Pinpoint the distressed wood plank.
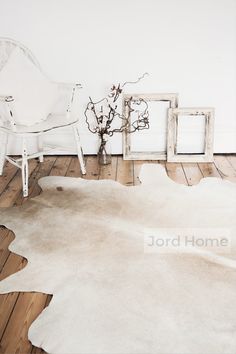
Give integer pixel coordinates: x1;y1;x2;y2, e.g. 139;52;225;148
83;156;100;180
0;292;48;354
0;253;27;342
165;162;188;185
181;163;203;186
0;228;14;272
116;157;134;186
226;155;236;172
99;156;118;180
214;155;236;183
49;156;72;177
0;292;19;340
30;156;57;198
0;253;27;282
0;161;18;196
45;294;52;307
198;162;221;178
66;156;83;178
31;346;45;354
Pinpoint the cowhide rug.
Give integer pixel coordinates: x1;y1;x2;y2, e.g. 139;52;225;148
0;164;236;354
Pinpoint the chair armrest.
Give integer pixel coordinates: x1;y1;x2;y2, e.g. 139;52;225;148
52;81;82;89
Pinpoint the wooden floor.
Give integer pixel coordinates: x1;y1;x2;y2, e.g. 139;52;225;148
0;155;236;354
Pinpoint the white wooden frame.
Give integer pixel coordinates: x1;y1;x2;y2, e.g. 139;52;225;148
167;107;214;163
0;38;86;197
123;93;178;160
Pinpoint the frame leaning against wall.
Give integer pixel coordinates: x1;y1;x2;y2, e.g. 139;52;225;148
167;107;215;163
123;93;179;160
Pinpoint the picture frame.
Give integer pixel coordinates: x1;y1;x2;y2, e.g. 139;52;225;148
167;107;215;163
123;93;178;160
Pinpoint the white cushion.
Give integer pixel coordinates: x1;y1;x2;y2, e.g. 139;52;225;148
0;47;57;126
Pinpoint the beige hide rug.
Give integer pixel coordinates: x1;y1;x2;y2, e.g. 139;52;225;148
0;164;236;354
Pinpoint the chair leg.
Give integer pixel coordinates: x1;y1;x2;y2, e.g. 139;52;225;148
22;138;29;197
73;124;86;175
38;135;44;163
0;132;8;176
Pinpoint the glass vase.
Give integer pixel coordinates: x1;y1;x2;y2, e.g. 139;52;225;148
97;135;112;165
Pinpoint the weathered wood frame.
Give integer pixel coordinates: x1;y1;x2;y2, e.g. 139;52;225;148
123;93;178;160
167;107;214;163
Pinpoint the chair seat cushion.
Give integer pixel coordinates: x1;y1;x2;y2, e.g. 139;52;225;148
0;47;58;126
0;114;78;133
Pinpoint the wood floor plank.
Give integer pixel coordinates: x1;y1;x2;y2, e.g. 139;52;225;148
165;162;188;185
198;162;221;178
83;156;100;180
0;159;38;208
45;294;52;307
99;156;118;180
0;161;18;196
31;346;45;354
30;156;57;197
0;254;27;344
0;227;20;342
116;157;134;186
226;155;236;173
214;155;236;183
49;156;72;177
181;163;203;186
0;292;48;354
0;229;15;272
0;253;27;282
0;292;19;340
66;156;83;178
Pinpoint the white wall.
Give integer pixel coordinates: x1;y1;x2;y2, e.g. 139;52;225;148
0;0;236;154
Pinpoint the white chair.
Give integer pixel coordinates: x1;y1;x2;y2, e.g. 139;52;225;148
0;38;86;197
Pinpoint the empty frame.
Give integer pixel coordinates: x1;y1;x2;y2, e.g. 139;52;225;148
167;107;214;163
123;93;178;160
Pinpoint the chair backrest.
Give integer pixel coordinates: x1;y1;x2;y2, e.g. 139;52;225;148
0;38;58;128
0;37;42;73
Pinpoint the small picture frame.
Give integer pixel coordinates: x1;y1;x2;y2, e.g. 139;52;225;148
167;107;214;163
123;93;178;160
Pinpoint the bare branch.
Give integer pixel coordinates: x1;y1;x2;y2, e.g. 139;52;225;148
84;76;150;141
122;72;149;88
